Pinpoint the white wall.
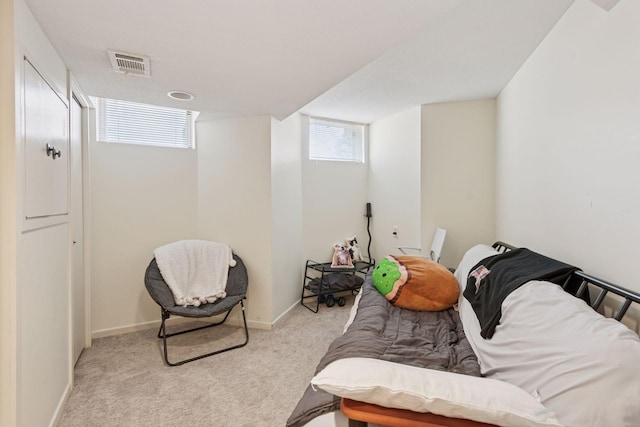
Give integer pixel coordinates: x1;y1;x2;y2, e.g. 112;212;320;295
90;115;278;333
421;100;496;268
497;0;640;293
367;101;496;267
301;115;370;263
368;107;421;260
90;142;198;334
271;114;303;318
197;116;273;327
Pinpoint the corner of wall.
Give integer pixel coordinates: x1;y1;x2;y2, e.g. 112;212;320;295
420;99;497;267
368;106;422;260
270;112;304;320
196;116;274;324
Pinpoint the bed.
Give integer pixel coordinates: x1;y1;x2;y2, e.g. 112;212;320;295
287;242;640;427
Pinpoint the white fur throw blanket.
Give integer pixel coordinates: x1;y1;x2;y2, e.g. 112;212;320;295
153;240;237;307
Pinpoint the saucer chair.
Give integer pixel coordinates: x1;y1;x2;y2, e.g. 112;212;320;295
144;253;249;366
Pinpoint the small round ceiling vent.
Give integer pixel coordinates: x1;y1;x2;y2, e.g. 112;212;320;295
167;91;194;101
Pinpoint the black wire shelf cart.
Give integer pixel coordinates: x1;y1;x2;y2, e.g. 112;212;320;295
300;259;374;313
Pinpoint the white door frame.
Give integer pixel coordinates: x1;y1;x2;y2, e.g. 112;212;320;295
69;74;92;359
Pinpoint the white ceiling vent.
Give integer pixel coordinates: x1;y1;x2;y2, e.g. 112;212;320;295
108;50;151;77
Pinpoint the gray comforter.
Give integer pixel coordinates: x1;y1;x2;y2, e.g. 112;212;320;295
286;274;481;427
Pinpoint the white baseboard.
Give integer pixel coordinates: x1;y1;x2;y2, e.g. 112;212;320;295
49;380;72;427
272;300;300;327
92;319;164;339
92;309;272;340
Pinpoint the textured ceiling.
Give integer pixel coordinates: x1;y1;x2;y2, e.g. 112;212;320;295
25;0;574;123
301;0;575;123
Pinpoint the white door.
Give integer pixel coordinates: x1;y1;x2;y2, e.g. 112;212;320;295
70;95;85;364
24;59;69;218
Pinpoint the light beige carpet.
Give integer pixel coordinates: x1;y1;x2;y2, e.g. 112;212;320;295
57;298;354;427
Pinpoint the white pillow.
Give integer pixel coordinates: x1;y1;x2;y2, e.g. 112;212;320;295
311;357;562;427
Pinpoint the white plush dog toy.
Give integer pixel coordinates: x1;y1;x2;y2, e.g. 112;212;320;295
345;236;363;262
332;243;354;268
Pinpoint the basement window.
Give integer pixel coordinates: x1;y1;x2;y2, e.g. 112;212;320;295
308;117;365;163
92;97;197;149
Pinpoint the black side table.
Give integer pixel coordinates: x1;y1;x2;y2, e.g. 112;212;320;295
300;259;374;313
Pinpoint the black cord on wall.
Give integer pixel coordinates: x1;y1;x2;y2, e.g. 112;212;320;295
365;203;372;262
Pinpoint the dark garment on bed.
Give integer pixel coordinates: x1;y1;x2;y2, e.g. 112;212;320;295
286;275;480;427
463;248;579;339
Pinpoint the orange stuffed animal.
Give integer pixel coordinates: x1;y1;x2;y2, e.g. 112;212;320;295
372;255;459;311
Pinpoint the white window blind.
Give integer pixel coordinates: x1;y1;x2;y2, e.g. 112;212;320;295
93;97;196;148
309;117;365;162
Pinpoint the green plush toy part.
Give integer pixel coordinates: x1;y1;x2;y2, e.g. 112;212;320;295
372;258;401;296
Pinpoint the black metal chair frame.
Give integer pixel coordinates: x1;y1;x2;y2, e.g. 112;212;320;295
145;254;249;367
157;299;249;366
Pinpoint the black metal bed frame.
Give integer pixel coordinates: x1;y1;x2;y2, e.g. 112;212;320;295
492;241;640;324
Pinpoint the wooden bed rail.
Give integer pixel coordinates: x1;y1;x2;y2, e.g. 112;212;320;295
341;398;497;427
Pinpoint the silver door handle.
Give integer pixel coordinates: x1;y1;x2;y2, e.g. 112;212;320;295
46;143;61;159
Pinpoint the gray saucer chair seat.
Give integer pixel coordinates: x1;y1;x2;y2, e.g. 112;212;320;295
144;253;249;366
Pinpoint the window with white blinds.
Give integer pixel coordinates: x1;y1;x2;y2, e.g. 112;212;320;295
93;97;196;148
309;117;365;162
